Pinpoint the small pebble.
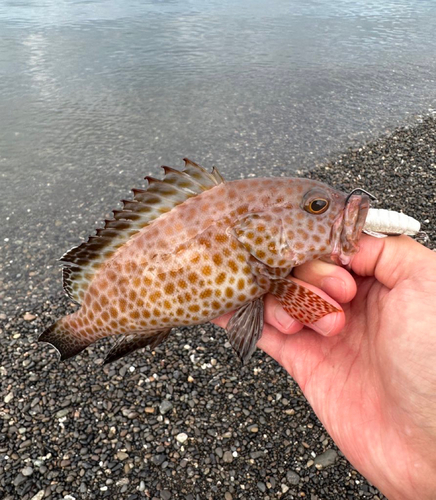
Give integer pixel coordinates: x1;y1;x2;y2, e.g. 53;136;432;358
55;408;71;418
286;470;300;485
314;449;338;468
21;466;33;476
159;400;173;415
4;391;13;403
176;432;188;444
257;482;266;493
30;491;45;500
116;451;129;461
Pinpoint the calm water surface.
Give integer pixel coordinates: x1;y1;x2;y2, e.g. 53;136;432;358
1;0;436;296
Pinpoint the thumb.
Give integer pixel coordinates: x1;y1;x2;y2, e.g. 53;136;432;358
350;234;435;289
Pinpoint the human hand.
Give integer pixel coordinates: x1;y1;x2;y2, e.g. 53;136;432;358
213;235;436;500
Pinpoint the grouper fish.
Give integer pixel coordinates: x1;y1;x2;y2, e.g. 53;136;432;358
39;159;421;364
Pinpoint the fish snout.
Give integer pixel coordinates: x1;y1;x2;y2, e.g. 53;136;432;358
330;193;370;265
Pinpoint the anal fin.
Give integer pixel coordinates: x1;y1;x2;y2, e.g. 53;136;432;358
270;278;339;325
104;329;172;364
225;297;264;365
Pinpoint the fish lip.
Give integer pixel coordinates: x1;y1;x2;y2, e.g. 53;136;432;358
330;194;370;265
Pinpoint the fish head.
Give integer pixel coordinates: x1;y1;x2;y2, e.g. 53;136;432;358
293;183;370;266
273;180;370;266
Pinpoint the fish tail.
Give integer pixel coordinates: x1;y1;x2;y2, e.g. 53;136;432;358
39;316;91;361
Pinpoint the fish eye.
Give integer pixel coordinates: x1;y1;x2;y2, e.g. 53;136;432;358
305;198;329;214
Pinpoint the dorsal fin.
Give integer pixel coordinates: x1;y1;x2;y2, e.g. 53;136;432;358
61;159;225;303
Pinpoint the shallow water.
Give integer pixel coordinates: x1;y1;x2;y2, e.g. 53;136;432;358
1;0;436;285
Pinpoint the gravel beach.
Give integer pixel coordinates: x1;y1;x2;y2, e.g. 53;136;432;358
1;116;435;500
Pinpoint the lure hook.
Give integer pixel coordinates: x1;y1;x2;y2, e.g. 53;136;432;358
346;188;377;204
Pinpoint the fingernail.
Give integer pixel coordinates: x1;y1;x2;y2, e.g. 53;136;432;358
312;313;338;336
274;305;296;331
321;277;346;299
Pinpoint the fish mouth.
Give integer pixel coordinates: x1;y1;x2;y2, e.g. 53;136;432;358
330;193;370;265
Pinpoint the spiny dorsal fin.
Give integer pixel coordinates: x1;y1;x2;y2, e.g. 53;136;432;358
61;159;225;303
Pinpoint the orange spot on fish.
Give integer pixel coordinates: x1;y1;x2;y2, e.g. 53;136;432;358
215;273;226;285
213;253;223;266
119;299;127;313
188;272;198;284
149;291;162;302
201;265;212;276
200;289;212;299
164;283;175;294
191;254;201;265
215;233;229;244
228;260;238;273
178;279;187;289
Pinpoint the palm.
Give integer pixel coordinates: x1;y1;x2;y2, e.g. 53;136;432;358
281;275;436;499
214;236;436;498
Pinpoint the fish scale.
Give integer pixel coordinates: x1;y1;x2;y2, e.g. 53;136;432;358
39;159;371;364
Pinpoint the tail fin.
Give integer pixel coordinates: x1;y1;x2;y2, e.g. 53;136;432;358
39;318;91;361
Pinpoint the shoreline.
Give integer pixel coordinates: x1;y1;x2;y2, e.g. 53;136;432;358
1;116;435;499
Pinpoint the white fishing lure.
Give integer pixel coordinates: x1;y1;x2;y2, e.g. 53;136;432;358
363;208;421;238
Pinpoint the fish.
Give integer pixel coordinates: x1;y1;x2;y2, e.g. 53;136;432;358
38;159;414;365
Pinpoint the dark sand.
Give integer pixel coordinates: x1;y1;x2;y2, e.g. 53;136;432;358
1;116;435;499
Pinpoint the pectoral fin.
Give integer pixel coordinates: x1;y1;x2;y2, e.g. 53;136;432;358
104;329;172;364
270;278;339;325
225;297;264;365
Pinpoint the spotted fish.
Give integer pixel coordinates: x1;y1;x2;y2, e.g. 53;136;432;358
39;159;371;364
